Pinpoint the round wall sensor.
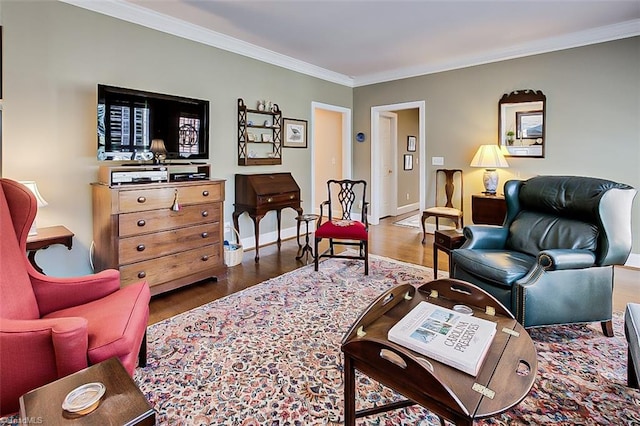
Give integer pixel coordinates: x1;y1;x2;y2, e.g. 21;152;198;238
356;132;365;143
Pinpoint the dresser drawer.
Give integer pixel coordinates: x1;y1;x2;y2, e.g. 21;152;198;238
119;203;220;237
119;223;219;264
118;182;223;213
119;245;221;288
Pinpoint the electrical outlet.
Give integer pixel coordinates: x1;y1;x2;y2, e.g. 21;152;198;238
406;193;410;200
432;156;444;166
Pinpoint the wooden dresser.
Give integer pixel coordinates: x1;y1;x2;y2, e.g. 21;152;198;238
92;170;226;296
233;173;302;261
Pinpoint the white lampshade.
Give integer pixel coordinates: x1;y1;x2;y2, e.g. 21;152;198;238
19;181;48;235
470;145;509;195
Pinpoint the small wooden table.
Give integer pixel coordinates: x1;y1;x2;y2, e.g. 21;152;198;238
26;225;74;274
342;279;537;425
433;229;465;278
19;357;155;425
296;213;319;262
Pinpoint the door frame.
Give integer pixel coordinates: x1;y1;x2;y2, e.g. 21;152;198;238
311;102;352;215
370;100;426;225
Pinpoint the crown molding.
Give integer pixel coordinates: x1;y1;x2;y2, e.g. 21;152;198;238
60;1;638;89
59;0;355;87
353;19;640;87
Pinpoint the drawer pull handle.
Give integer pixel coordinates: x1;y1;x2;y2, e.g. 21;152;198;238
137;271;146;279
201;232;209;238
137;196;146;204
289;194;295;199
267;197;273;203
202;190;209;197
137;244;145;252
201;255;209;261
137;220;146;227
202;211;209;217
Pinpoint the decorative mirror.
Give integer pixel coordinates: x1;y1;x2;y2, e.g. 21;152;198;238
498;89;546;158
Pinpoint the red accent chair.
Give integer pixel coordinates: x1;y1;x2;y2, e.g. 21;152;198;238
314;179;369;275
0;178;151;415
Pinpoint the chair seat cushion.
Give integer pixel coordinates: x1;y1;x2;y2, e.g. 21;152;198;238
452;249;535;286
315;219;368;241
43;281;149;370
424;207;462;216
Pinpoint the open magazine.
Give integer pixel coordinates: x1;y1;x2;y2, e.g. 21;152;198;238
388;301;496;376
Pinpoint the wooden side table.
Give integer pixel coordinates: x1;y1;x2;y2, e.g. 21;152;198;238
296;213;319;262
19;357;155;425
433;229;465;279
26;225;74;274
471;194;506;225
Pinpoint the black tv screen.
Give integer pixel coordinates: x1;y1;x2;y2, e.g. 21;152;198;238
97;84;209;161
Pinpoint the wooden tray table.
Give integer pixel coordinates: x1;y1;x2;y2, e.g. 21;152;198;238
342;278;537;425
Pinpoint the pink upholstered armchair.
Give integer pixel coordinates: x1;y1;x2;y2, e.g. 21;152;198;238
0;178;151;415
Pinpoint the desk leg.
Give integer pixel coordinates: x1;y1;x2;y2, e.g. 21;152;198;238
252;215;264;262
343;355;356;426
276;209;282;248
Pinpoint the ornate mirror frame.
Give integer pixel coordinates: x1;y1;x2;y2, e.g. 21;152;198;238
498;89;546;158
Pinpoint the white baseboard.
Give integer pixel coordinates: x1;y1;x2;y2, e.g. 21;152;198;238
396;202;420;216
625;253;640;269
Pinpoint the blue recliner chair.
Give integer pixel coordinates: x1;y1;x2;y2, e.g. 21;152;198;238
451;175;636;336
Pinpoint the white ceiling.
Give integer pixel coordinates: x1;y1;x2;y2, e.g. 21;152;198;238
63;0;640;87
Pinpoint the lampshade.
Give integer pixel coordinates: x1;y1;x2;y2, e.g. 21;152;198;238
469;145;509;169
20;181;48;208
150;139;167;154
469;145;509;195
19;181;48;236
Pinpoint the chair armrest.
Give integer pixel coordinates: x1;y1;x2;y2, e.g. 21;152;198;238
1;317;89;379
461;225;508;249
318;200;330;225
30;269;121;316
538;249;596;271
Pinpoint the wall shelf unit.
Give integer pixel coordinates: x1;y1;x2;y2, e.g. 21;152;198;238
237;98;282;166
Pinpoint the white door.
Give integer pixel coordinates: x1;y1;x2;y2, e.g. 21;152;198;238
379;112;397;218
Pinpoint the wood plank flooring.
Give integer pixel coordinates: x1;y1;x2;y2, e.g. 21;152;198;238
148;213;639;324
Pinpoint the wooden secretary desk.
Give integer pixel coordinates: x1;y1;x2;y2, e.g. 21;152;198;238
233;173;303;262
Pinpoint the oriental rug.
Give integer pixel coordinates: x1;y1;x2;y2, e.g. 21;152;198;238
131;255;639;425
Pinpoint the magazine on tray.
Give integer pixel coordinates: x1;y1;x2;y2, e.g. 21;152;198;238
387;301;496;376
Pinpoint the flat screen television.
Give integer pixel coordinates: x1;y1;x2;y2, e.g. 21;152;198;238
97;84;209;162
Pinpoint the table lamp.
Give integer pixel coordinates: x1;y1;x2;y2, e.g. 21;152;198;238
150;139;167;164
470;145;509;194
20;181;48;235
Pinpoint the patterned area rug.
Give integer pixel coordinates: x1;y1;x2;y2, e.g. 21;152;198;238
131;255;639;425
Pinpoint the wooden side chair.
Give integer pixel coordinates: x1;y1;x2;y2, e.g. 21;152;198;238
314;179;369;275
421;169;463;243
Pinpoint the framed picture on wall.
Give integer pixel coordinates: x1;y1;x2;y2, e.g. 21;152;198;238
404;154;413;170
283;118;308;148
407;135;416;152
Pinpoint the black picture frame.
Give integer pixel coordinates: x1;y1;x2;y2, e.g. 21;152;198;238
283;118;308;148
404;154;413;170
407;135;416;152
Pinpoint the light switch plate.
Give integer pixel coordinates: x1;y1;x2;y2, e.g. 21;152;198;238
432;156;444;166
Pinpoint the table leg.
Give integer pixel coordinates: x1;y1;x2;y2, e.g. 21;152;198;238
276;209;282;248
27;251;44;274
343;355;356;426
433;243;439;279
252;215;264;262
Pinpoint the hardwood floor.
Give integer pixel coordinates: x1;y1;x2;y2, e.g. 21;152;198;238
148;213;639;324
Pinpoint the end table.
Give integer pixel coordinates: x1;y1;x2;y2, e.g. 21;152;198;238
433;229;465;278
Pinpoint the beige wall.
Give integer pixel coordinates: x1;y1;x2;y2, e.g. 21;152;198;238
354;37;640;256
0;1;352;276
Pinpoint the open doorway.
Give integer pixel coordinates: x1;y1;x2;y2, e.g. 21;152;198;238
370;101;426;225
311;102;352;215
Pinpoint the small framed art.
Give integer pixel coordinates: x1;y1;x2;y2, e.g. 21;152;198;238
283;118;308;148
407;135;416;152
404;154;413;170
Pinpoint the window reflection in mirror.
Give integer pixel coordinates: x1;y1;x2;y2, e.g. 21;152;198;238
498;90;546;158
